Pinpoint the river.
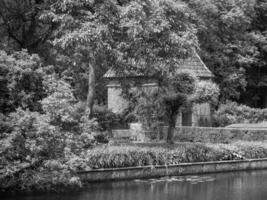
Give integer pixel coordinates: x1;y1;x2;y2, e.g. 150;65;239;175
2;170;267;200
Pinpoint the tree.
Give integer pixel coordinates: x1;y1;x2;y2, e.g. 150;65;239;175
162;72;196;143
0;0;56;55
133;71;196;143
42;0;120;118
115;0;198;77
239;0;267;107
186;0;267;107
43;0;198;119
115;0;199;143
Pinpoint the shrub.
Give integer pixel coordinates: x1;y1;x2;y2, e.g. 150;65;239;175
1;109;63;161
0;50;46;114
193;81;220;104
42;75;79;132
92;105;126;130
0;159;82;192
0;107;96;192
0;79;97;193
215;141;267;159
127;71;197;142
0;113;12;138
130;88;165;139
83;143;239;169
0;109;82;192
213;101;267;127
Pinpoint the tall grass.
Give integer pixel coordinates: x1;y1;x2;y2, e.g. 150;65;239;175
83;142;267;169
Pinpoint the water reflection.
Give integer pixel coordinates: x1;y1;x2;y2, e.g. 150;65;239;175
2;170;267;200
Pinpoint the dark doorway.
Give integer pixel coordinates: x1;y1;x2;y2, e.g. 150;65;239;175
182;107;192;126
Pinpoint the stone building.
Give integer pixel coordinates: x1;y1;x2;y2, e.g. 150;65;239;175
104;53;214;127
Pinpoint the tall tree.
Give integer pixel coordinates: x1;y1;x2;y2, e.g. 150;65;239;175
186;0;267;107
44;0;198;118
163;72;196;143
240;0;267;107
43;0;120;118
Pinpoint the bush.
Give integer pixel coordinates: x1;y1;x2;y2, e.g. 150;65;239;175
130;88;165;139
0;107;98;193
0;159;82;192
1;109;63;161
213;101;267;127
0;77;98;193
83;143;239;169
193;81;220;104
0;113;12;138
92;105;127;130
0;50;46;114
213;141;267;159
42;75;80;132
0;109;83;192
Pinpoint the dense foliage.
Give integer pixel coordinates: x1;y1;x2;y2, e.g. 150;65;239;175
0;52;95;192
0;0;267;193
128;87;165;139
213;101;267;127
1;0;266;111
186;0;267;107
37;0;198;118
0;109;83;192
193;81;220;105
130;73;220;141
0;50;46;113
129;71;196;142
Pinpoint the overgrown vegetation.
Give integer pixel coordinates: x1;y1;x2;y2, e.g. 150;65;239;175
0;58;95;192
129;73;220;142
213;101;267;127
129;71;197;143
78;141;267;169
187;0;267;107
0;0;267;194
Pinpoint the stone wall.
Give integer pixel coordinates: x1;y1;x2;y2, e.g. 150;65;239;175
169;126;267;143
112;125;267;143
175;103;212;127
78;158;267;182
107;84;129;113
107;79;158;114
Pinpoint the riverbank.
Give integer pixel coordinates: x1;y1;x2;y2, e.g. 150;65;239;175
2;141;267;194
4;170;267;200
77;158;267;182
84;141;267;169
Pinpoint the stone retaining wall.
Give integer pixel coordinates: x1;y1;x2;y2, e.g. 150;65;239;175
170;126;267;143
77;159;267;182
112;126;267;143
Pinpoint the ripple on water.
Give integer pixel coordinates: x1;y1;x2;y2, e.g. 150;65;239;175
133;175;216;184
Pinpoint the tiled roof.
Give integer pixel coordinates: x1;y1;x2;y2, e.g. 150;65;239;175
103;69;145;78
104;53;213;78
177;53;214;78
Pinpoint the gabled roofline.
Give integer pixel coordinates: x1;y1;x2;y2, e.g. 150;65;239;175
103;53;214;79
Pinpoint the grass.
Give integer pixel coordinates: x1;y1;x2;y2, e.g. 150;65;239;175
82;141;267;169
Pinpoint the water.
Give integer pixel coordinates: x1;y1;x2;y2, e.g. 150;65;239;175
2;170;267;200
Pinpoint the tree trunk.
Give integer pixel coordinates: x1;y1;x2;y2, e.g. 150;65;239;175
86;62;95;119
166;112;178;144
